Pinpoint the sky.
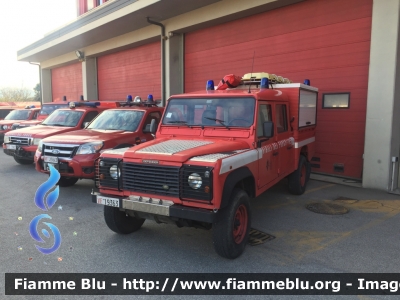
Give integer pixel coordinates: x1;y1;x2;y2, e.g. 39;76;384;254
0;0;77;92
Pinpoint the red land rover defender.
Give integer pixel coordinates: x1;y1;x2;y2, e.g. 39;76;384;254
92;73;318;259
0;106;40;144
11;101;70;129
35;98;164;187
3;101;117;165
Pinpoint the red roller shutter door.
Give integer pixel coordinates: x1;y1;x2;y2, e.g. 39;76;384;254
185;0;372;179
97;42;161;101
51;63;83;102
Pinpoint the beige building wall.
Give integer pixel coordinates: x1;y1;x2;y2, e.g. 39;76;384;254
363;0;400;190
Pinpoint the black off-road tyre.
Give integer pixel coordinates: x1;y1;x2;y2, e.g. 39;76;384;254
14;157;33;165
57;176;79;187
288;155;309;195
104;206;145;234
212;188;251;259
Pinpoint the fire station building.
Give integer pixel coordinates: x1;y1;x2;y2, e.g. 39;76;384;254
17;0;400;193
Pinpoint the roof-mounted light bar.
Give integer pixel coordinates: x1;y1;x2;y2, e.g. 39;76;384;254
69;101;100;109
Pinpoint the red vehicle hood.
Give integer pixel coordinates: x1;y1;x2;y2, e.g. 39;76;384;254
0;120;15;126
5;125;76;138
42;129;133;144
124;138;250;163
16;120;42;126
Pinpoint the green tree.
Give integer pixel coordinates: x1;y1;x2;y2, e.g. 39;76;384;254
33;83;41;102
0;87;33;102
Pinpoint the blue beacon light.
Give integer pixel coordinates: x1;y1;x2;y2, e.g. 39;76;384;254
304;79;310;86
126;95;133;103
147;94;154;102
206;80;214;91
260;77;269;89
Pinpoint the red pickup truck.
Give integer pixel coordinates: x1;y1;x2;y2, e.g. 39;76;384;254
11;101;70;129
3;101;117;165
92;73;318;259
34;99;164;187
0;106;40;144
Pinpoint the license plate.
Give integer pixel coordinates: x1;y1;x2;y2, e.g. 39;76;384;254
44;156;58;163
6;144;16;150
97;196;120;207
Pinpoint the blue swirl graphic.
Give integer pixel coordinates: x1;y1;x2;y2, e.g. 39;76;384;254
29;214;62;255
34;164;60;211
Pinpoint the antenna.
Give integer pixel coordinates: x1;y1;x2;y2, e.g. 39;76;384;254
248;51;255;93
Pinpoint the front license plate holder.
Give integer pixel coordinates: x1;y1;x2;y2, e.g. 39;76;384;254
97;195;120;208
6;144;16;150
44;156;58;163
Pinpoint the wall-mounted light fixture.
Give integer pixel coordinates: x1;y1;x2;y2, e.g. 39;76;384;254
75;50;85;62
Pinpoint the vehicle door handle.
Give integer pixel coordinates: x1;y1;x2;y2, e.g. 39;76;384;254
273;152;279;156
287;146;293;150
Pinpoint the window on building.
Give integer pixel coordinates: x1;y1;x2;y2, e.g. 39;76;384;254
323;93;350;108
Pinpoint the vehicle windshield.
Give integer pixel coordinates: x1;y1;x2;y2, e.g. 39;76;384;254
87;110;144;131
4;110;30;120
39;104;69;116
162;97;255;128
41;110;83;127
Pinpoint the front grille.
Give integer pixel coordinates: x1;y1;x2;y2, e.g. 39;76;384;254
96;158;121;189
123;163;180;197
181;165;213;201
43;144;78;158
10;136;31;145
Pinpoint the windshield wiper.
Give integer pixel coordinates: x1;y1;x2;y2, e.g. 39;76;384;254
204;117;230;130
46;123;68;127
167;121;191;128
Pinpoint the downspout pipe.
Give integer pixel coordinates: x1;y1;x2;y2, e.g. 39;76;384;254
29;62;42;107
147;17;166;107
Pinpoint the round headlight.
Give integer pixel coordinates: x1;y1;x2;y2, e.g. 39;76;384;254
188;173;202;189
109;165;120;180
2;125;7;130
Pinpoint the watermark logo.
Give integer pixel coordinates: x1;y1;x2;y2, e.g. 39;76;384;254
29;165;62;254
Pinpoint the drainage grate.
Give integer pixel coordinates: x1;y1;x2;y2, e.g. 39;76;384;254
306;203;349;215
248;228;275;246
335;196;358;201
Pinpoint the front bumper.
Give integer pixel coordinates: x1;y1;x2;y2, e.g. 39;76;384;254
37;153;98;179
3;145;35;160
92;192;217;223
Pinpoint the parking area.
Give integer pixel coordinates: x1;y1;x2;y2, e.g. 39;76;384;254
1;150;400;299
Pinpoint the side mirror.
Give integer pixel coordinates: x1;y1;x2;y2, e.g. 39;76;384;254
263;121;274;138
149;119;157;134
83;122;90;128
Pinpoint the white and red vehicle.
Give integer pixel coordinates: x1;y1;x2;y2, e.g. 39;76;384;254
92;73;318;259
3;101;118;165
34;98;164;187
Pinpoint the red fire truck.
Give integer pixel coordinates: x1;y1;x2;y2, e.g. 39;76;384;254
11;101;70;129
34;97;164;187
0;106;40;144
92;73;318;259
3;101;117;165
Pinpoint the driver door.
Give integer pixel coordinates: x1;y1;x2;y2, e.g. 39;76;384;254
257;102;279;189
